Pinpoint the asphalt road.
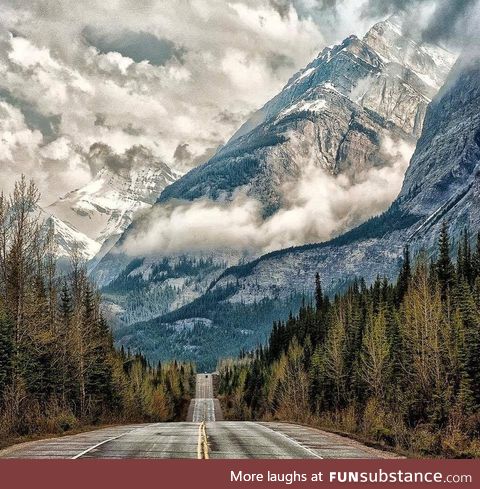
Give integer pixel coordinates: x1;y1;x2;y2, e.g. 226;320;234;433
0;374;400;459
186;374;223;422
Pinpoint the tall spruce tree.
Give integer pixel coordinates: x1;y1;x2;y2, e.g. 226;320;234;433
218;222;480;457
397;245;411;304
436;221;455;299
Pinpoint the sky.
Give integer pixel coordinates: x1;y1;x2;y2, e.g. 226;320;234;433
0;0;327;205
0;0;478;211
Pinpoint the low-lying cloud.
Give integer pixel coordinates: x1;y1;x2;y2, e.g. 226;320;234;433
121;137;414;256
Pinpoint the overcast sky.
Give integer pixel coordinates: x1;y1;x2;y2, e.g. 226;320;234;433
0;0;477;205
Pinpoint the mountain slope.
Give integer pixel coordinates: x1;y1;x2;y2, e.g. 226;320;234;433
91;19;456;346
92;18;454;283
41;211;101;261
124;54;480;369
211;55;480;303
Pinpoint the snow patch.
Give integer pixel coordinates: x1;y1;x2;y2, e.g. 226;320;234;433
277;99;328;121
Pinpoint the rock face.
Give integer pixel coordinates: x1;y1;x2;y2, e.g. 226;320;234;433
91;19;455;325
158;19;454;214
212;55;480;305
48;146;180;261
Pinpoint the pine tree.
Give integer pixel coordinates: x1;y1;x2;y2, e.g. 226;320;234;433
0;177;195;436
360;306;390;399
0;304;12;402
455;279;480;406
323;313;346;409
473;232;480;280
315;272;324;311
397;245;411;304
436;221;455;299
218;223;480;457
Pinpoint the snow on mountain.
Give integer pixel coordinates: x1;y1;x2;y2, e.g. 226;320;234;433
158;18;455;212
212;55;480;305
48;147;181;260
40;210;101;261
126;53;479;370
230;18;454;142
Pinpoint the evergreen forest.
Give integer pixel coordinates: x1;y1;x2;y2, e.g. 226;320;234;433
219;224;480;457
0;178;195;445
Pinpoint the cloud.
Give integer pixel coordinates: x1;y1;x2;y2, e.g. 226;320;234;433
282;0;480;47
87;143;170;176
0;87;61;142
83;27;186;66
173;143;193;165
121;136;414;256
0;100;91;203
0;0;326;204
1;0;478;209
363;0;480;46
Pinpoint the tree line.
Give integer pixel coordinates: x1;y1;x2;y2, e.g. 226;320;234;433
219;223;480;457
0;178;195;441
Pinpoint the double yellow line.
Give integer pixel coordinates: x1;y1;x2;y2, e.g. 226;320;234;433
197;421;209;459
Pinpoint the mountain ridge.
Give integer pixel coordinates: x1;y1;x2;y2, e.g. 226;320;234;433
131;55;478;369
210;55;480;304
157;18;454;213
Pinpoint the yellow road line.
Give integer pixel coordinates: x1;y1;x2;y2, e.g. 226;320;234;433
196;421;209;460
202;422;209;460
197;422;203;459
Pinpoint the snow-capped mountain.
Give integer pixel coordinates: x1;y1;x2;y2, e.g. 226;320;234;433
93;21;455;360
92;19;455;324
126;53;479;370
39;209;101;261
48;145;181;260
212;54;480;303
158;19;455;212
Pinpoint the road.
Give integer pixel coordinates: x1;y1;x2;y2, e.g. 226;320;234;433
186;373;223;422
0;374;400;459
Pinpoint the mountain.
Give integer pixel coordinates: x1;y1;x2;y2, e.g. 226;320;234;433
93;18;454;279
210;54;480;304
116;54;480;370
91;19;456;361
40;210;101;261
158;19;454;214
48;144;180;261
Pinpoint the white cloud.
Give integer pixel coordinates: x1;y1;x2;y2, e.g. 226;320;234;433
0;100;91;200
8;36;61;69
0;0;327;204
1;0;474;209
121;137;414;256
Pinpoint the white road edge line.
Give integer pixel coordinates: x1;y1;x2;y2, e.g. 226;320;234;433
256;423;323;459
71;433;128;459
